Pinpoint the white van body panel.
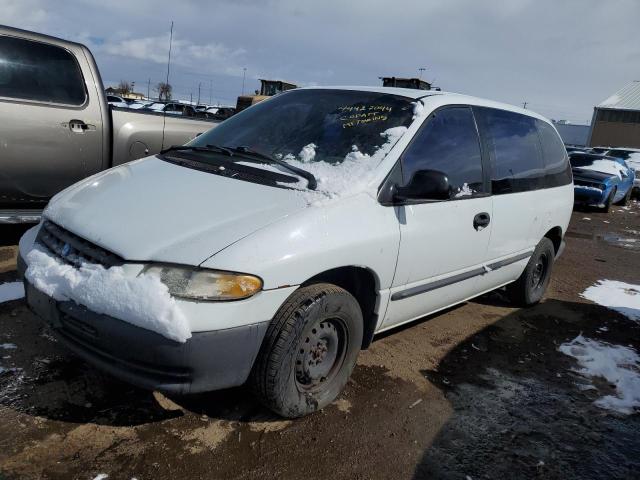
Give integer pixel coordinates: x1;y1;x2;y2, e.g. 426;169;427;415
44;156;308;266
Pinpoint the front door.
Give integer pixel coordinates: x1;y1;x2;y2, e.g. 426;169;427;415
0;34;104;208
383;106;492;328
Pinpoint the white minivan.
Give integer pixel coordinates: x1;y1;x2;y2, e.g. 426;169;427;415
18;86;573;418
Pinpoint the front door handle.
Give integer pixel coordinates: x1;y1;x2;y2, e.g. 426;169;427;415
473;212;491;230
69;119;89;133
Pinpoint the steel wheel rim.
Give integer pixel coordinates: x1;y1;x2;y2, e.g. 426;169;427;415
531;253;549;290
295;318;347;392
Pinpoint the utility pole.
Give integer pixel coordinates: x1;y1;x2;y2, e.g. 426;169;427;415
190;92;193;104
242;67;247;95
147;78;150;99
165;21;174;90
418;67;426;79
209;79;213;105
522;101;528;109
197;82;201;105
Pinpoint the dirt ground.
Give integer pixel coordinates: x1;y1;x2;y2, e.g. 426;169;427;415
0;202;639;480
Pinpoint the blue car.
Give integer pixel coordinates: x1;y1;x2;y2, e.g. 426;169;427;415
570;152;635;212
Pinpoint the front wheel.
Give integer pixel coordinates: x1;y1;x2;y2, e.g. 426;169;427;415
250;283;363;418
506;238;555;306
615;187;632;206
602;187;616;212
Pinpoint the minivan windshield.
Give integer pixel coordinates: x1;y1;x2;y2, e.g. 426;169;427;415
193;89;415;164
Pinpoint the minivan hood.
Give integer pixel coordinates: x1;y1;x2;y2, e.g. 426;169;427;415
44;156;308;265
571;168;614;182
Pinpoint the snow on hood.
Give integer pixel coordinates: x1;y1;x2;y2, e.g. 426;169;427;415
24;245;190;342
44;157;308;265
559;335;640;414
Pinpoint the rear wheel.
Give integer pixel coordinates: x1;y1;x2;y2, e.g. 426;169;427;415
506;237;555;306
250;283;363;418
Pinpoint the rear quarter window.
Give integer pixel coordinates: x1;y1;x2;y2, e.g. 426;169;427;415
0;35;86;106
535;120;572;187
477;107;545;194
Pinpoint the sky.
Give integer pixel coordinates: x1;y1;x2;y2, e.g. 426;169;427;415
2;0;639;124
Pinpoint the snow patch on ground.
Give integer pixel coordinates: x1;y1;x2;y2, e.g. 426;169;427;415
579;160;628;179
559;335;640;414
24;245;191;342
0;282;24;303
581;279;640;322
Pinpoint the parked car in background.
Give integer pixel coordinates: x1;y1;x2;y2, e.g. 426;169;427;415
128;100;154;110
570;152;635;211
603;147;640;197
19;86;573;418
0;25;218;223
144;102;196;116
106;94;129;108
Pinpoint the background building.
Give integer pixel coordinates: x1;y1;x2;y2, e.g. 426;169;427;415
588;80;640;148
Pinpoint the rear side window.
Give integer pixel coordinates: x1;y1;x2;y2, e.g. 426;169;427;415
0;35;86;106
478;108;544;194
401;106;484;199
536;120;572;187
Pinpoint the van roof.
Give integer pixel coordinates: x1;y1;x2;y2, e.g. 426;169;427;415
298;85;551;124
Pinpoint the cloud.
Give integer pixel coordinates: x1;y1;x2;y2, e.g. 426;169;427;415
1;0;639;117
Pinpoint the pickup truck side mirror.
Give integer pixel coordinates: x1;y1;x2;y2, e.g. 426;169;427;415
393;169;450;202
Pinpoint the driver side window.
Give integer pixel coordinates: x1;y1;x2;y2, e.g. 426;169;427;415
401;106;484;199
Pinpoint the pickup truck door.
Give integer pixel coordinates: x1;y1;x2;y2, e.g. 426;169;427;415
382;106;492;329
0;32;105;207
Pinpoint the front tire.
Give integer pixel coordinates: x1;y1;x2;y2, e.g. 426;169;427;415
602;187;616;212
250;283;363;418
615;187;632;206
506;238;555;306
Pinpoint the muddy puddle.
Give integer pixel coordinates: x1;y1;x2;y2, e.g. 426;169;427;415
566;231;639;251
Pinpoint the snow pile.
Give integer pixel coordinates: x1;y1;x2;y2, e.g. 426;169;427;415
283;126;409;203
297;143;317;163
0;282;24;303
600;94;621;107
581;279;640;322
454;183;475;198
559;335;640;414
24;245;191;343
579;159;628;179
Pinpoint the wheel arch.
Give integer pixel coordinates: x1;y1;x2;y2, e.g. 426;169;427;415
543;226;563;255
301;266;380;350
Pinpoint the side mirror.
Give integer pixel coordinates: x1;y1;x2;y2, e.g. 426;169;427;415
394;169;450;202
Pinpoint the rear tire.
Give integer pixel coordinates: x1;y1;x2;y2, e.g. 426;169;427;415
250;283;363;418
602;187;616;212
506;238;555;307
615;187;632;206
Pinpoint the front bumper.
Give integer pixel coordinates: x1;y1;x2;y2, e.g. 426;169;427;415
23;278;269;394
573;186;608;206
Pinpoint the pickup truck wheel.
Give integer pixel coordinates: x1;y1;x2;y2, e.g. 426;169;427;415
250;283;363;418
506;238;555;307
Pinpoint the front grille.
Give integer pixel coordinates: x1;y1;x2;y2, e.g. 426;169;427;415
37;220;124;268
574;179;603;189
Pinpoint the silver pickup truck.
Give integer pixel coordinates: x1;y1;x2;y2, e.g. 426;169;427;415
0;25;218;223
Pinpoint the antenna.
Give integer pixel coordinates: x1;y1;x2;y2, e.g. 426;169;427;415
161;21;174;150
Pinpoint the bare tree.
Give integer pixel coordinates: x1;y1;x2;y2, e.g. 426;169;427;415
117;80;132;95
155;82;172;102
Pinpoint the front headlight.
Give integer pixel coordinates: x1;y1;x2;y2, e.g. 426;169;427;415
142;265;263;301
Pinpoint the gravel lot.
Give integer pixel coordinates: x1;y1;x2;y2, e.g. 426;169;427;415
1;203;639;480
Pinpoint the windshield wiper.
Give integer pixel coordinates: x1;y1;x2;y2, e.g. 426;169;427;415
225;145;317;190
160;144;234;156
